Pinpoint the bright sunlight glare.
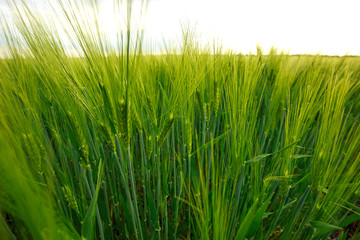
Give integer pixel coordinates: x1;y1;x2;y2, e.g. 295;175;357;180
1;0;359;55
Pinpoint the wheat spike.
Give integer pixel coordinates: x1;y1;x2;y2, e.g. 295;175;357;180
157;113;174;145
119;99;129;147
62;185;79;213
146;135;153;159
67;111;89;167
212;80;221;114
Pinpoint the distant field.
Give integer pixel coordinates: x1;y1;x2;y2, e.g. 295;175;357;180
1;1;360;240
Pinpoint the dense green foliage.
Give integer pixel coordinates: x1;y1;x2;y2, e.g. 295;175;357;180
1;1;360;239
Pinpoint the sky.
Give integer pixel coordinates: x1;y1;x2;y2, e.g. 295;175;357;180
1;0;360;55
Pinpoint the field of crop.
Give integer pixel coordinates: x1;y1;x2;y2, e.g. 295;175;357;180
1;1;360;240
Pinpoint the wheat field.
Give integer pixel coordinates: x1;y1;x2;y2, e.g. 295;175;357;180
0;1;360;239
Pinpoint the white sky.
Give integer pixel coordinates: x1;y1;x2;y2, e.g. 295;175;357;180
143;0;360;55
1;0;360;55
